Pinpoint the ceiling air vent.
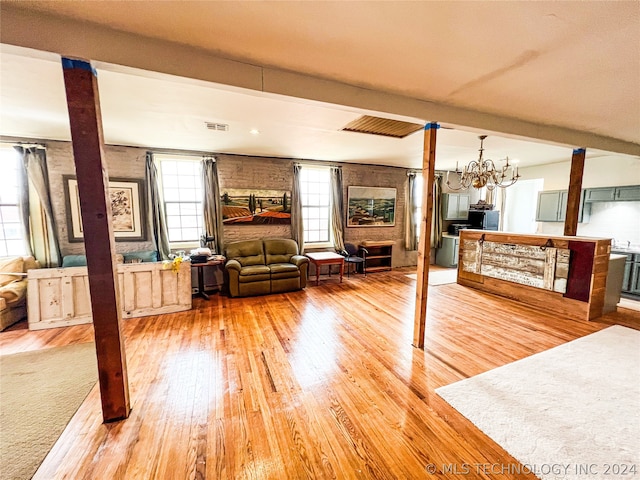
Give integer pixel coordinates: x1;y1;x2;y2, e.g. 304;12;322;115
205;122;229;132
341;115;422;138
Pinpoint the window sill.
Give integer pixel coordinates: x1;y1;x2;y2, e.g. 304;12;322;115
169;241;199;252
304;241;334;250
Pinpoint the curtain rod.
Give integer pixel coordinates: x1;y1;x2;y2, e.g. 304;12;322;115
18;143;46;148
6;141;47;149
407;170;443;177
294;161;341;168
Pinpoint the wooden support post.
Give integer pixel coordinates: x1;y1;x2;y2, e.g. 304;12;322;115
62;58;130;422
564;148;586;236
413;123;438;348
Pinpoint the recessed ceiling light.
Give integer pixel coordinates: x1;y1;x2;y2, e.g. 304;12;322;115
250;129;260;135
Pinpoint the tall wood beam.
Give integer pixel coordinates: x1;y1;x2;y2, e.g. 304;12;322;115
413;123;438;348
62;58;130;422
564;148;586;236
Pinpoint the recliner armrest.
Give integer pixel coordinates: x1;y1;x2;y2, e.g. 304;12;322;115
225;259;242;272
290;255;309;267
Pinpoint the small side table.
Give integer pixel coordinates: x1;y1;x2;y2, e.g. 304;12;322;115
190;257;225;300
306;252;345;286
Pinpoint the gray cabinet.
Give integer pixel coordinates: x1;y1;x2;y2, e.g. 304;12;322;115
613;251;640;297
631;264;640;295
615;186;640;201
536;191;564;221
584;185;640;202
435;235;459;268
585;187;615;202
536;189;589;223
443;193;470;220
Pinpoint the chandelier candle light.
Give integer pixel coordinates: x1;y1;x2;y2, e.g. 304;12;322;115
447;135;520;190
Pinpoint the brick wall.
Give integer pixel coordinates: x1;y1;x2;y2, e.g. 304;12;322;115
216;154;294;244
45;141;154;256
32;141;419;267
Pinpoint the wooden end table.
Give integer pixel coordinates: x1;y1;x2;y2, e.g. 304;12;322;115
306;252;345;286
190;257;225;300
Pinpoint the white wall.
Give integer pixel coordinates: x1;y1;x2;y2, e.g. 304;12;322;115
519;154;640;190
518;154;640;244
503;178;544;233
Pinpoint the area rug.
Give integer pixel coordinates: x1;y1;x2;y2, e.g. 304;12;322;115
436;326;640;480
405;269;458;285
0;343;98;480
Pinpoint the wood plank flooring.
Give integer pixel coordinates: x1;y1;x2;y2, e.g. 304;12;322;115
2;268;638;479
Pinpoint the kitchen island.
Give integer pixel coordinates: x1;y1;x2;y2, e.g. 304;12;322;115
457;230;612;321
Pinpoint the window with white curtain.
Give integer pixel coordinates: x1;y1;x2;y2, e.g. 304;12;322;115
300;166;331;244
0;148;27;256
156;155;203;243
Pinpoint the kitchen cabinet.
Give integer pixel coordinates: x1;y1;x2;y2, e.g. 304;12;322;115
536;191;565;222
435;235;459;268
629;262;640;295
615;186;640;201
612;251;640;297
584;187;615;202
535;189;589;223
584;185;640;202
443;193;470;220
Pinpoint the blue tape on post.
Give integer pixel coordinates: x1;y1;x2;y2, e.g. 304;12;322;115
61;58;97;76
573;148;586;155
424;123;440;130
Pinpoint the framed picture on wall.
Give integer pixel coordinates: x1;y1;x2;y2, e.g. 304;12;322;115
347;186;396;227
220;188;291;225
64;175;146;242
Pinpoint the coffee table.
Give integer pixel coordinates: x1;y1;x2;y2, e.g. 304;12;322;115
306;252;344;286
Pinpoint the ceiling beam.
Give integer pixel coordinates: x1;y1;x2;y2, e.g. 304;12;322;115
2;4;640;157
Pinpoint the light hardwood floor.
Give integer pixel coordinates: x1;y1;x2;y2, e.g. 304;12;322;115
2;268;638;479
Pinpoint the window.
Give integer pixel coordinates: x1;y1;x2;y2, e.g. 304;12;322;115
157;156;203;243
0;148;27;256
300;166;331;244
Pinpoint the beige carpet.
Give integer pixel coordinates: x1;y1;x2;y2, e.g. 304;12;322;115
405;269;458;285
436;326;640;480
0;343;97;480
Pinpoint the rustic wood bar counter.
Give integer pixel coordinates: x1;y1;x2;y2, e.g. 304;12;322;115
457;230;611;321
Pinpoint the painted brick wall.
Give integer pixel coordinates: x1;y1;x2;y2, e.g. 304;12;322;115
342;163;415;267
45;141;154;256
29;141;418;267
218;154;416;267
216;154;294;244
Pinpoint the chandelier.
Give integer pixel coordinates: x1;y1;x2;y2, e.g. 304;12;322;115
447;135;520;191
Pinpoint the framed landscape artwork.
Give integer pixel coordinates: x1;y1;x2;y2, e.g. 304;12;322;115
221;189;291;225
64;175;146;242
347;186;396;227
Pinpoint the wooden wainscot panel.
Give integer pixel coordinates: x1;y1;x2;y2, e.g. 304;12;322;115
28;262;192;329
457;231;610;321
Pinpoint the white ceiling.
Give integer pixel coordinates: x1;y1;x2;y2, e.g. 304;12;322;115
1;1;639;171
